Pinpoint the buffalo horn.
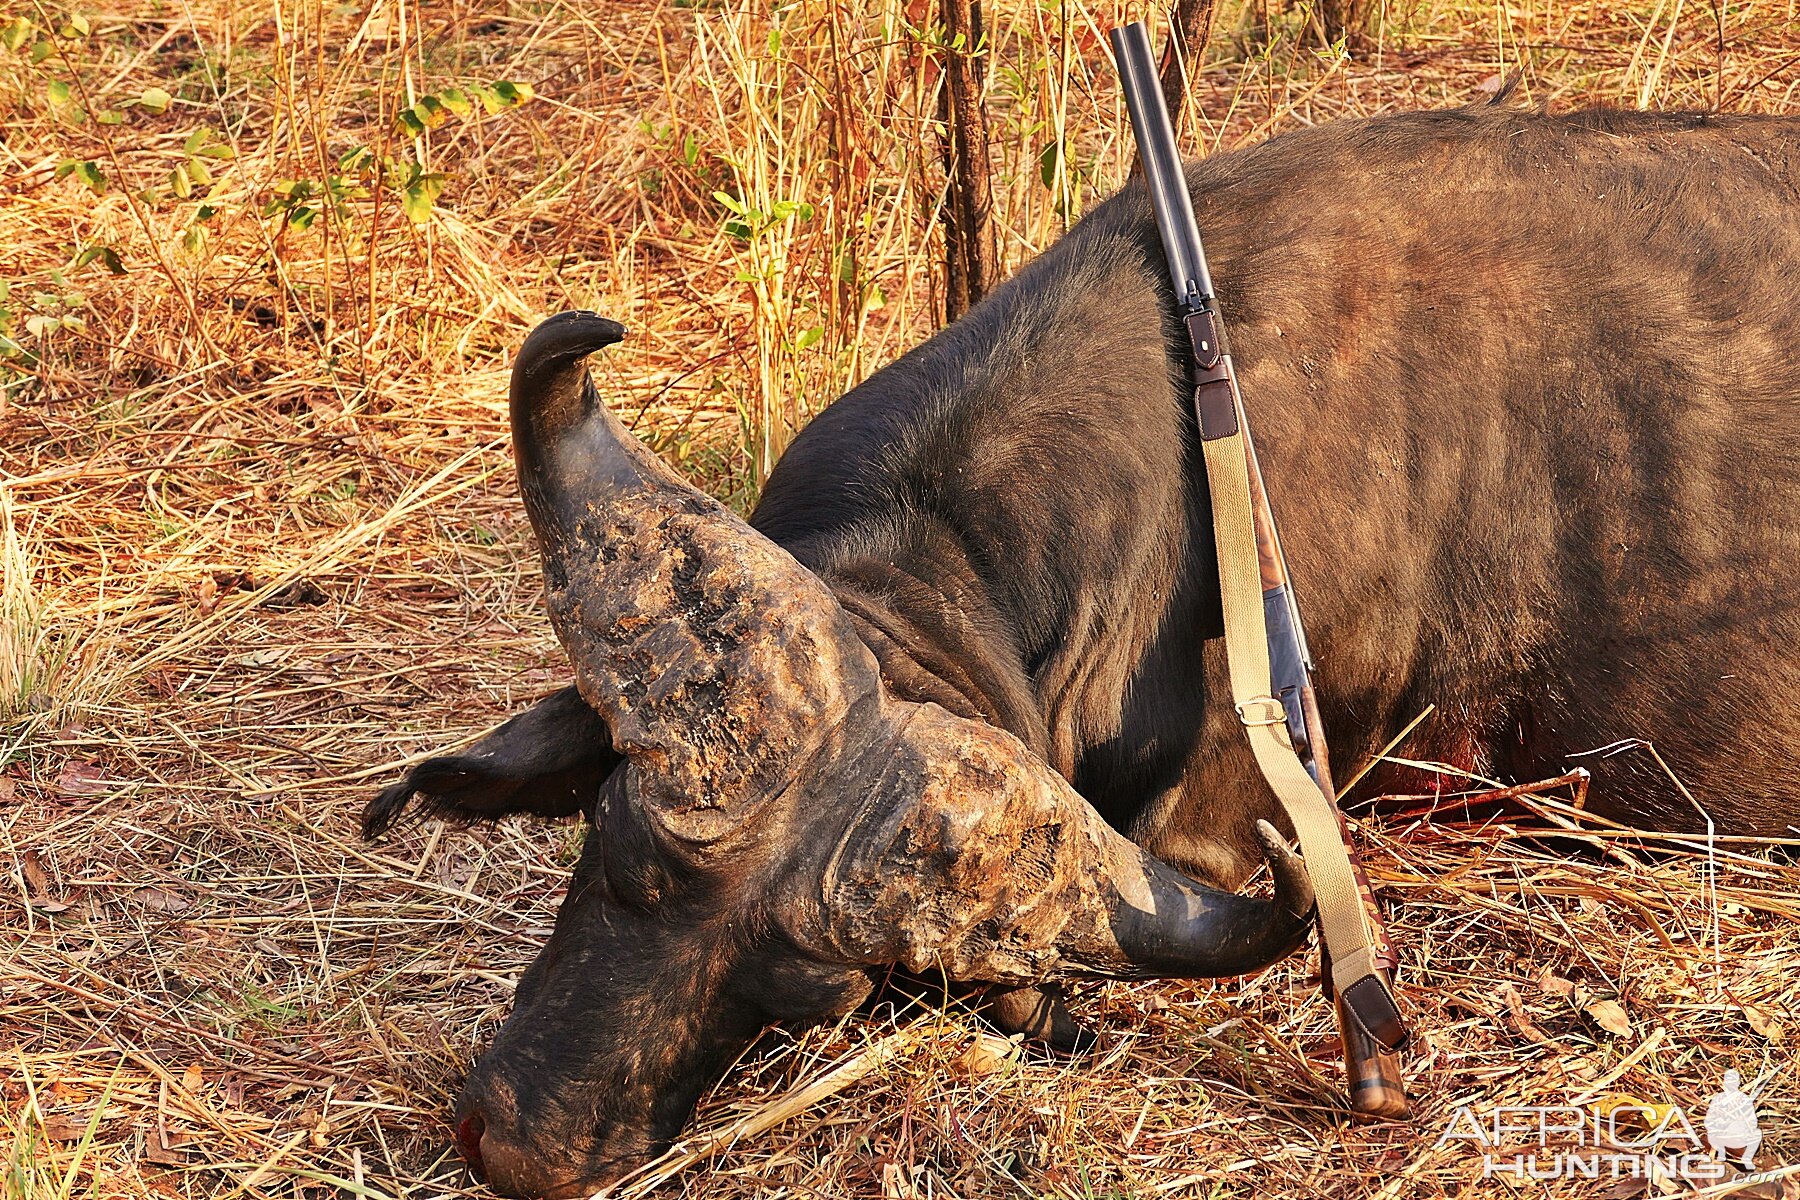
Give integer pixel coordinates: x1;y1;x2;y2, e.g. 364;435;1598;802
508;311;885;847
816;704;1315;983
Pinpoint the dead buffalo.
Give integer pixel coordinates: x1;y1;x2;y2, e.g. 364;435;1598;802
365;105;1800;1197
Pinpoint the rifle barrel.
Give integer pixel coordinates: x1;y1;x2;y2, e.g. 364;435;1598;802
1109;23;1213;306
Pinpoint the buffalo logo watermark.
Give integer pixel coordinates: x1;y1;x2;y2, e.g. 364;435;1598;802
1437;1075;1768;1183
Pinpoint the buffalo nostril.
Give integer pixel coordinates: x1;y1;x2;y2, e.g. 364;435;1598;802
456;1112;487;1180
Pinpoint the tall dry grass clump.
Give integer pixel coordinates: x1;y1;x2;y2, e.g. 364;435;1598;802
2;1;1798;1198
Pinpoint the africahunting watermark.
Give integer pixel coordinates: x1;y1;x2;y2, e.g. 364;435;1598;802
1437;1072;1774;1184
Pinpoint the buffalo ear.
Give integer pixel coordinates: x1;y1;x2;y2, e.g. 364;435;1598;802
362;686;620;838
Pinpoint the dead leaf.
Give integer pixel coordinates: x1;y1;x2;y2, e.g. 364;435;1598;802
299;1111;331;1149
1585;998;1633;1037
220;1074;246;1109
1497;981;1559;1048
1476;72;1504;94
0;777;17;804
262;578;327;610
1596;1175;1654;1199
180;1064;203;1095
1597;1094;1681;1129
192;574;218;615
142;1127;188;1166
133;886;191;913
18;849;70;913
1537;966;1577;999
19;849;50;899
354;12;398;48
54;760;108;799
40;1115;87;1142
881;1161;917;1200
953;1035;1020;1078
1744;1006;1787;1042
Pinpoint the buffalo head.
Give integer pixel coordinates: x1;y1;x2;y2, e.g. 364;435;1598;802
367;312;1314;1198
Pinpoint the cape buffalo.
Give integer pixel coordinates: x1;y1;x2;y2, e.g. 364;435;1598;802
365;104;1800;1197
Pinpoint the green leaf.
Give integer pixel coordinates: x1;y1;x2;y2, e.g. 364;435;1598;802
489;79;532;107
75;246;125;274
0;18;32;51
436;86;471;116
401;173;444;222
185;157;212;187
196;141;234;159
795;325;823;351
412;96;449;129
183;127;208;154
288;205;318;229
59;13;89;37
169;165;191;198
712;190;745;215
28;39;52;62
56;159;106;193
46;79;72;106
137;85;172;113
396;107;425;136
96;108;123;124
681;131;699;167
263;186;293;217
1038;140;1060;189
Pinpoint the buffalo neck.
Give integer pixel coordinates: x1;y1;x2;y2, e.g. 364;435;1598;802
750;196;1218;824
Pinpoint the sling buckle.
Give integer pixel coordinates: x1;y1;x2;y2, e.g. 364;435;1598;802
1235;696;1288;727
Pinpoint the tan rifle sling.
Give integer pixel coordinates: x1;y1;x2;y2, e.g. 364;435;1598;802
1193;355;1408;1056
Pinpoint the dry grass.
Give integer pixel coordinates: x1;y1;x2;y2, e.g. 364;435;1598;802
3;0;1798;1197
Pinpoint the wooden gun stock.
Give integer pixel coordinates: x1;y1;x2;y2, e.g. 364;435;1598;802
1339;987;1409;1118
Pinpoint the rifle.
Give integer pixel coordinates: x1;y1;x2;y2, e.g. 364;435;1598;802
1109;20;1410;1119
